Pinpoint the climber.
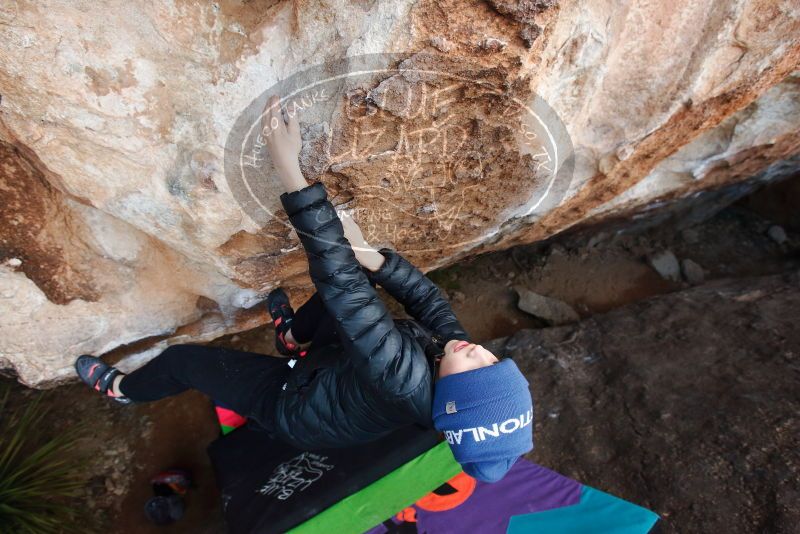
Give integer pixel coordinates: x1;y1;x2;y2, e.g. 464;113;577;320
75;95;534;483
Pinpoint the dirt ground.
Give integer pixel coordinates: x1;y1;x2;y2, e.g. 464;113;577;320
2;178;799;533
487;270;800;532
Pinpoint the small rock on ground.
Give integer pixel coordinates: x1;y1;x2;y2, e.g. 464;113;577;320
681;227;700;244
514;286;580;325
681;258;705;285
767;225;788;245
648;250;681;281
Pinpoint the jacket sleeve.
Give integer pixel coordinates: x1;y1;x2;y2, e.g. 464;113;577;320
368;249;470;343
280;183;412;391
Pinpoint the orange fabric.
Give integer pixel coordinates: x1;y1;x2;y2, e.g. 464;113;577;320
396;507;417;523
415;472;476;512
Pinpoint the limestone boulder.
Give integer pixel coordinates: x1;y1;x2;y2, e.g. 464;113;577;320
1;0;799;386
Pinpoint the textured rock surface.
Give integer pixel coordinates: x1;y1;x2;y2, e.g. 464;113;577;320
488;272;800;532
514;286;580;325
1;0;799;385
648;250;681;282
680;258;705;284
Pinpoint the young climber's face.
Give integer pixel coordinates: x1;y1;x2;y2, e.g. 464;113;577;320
438;340;500;378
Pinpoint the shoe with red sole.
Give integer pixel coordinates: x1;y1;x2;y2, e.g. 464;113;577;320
75;355;132;405
266;288;307;358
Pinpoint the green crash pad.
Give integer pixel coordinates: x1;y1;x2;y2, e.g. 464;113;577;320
288;441;462;534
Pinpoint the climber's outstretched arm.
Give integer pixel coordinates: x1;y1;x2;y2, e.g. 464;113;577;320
262;95;385;272
263;95;421;392
261;95;307;193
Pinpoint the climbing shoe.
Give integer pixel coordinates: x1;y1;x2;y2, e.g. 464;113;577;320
75;355;132;405
266;288;306;358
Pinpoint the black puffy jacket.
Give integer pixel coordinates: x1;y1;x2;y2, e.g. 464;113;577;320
273;183;469;450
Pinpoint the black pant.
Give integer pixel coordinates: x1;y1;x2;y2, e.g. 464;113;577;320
286;292;338;347
119;293;334;430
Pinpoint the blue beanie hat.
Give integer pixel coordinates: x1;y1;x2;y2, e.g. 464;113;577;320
432;359;534;483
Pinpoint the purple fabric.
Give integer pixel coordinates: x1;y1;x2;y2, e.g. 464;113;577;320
366;459;582;534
